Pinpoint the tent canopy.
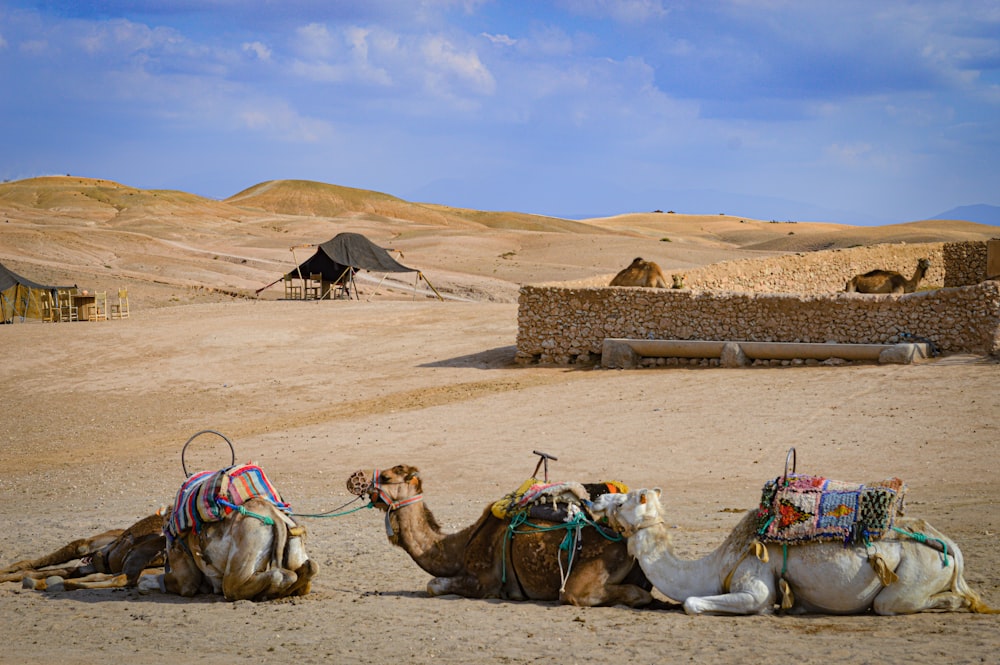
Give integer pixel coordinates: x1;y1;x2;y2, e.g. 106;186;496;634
284;232;416;283
0;261;75;322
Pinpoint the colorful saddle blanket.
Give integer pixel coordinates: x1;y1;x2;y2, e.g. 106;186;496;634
491;478;629;520
756;473;905;545
167;464;290;541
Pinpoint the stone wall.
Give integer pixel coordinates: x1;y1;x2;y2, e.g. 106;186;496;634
516;242;1000;365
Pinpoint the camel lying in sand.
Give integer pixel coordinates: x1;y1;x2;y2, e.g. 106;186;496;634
594;487;996;616
357;465;653;607
0;511;166;591
610;257;668;288
845;258;931;294
141;465;317;601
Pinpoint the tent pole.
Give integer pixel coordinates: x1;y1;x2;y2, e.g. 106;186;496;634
419;272;444;301
367;273;392;302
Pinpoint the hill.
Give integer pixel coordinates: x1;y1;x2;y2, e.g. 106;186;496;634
2;175;997;308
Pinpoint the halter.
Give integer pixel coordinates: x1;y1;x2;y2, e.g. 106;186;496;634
370;468;424;511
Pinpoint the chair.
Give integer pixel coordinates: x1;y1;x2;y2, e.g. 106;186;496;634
110;287;130;319
89;291;109;321
57;289;79;322
305;273;322;299
39;291;58;322
283;276;303;300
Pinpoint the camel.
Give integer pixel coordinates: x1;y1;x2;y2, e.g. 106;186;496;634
610;257;668;288
359;465;653;607
845;258;931;294
593;488;997;616
152;496;317;601
0;511;166;591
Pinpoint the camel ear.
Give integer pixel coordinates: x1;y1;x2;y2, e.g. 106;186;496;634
639;491;647;505
653;487;662;499
405;471;420;484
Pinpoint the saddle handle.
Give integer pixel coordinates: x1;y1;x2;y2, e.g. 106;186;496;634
532;450;558;483
181;430;236;478
782;447;797;485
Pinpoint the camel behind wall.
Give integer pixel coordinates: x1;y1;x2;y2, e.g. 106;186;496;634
610;257;668;288
845;258;931;294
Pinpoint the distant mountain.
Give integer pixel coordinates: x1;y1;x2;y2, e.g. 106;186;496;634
929;204;1000;226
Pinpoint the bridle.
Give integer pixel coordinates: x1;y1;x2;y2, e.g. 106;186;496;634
368;468;424;511
366;468;424;539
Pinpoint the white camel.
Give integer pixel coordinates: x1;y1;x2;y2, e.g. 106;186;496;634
593;488;996;616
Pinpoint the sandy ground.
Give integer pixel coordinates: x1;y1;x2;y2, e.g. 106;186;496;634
1;299;998;665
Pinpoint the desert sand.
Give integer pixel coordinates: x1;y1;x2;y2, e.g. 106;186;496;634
1;177;998;664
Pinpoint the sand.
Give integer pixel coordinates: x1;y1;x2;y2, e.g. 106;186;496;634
1;177;998;664
1;300;998;665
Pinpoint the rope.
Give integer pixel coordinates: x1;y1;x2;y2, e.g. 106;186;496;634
217;498;274;525
293;495;375;519
892;526;950;566
501;509;622;589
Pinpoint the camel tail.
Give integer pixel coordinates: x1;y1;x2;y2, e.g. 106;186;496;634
950;547;999;614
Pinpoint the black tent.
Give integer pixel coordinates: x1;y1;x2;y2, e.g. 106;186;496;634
0;261;75;322
263;232;441;300
287;232;416;283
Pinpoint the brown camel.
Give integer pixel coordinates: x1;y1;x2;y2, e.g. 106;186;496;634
610;257;668;288
154;496;317;601
845;258;931;294
0;511;166;591
359;465;653;607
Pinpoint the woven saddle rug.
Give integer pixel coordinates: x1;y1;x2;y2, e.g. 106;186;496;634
167;464;291;542
491;478;629;521
756;473;905;545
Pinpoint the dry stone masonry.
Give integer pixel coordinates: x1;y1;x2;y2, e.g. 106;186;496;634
516;241;1000;366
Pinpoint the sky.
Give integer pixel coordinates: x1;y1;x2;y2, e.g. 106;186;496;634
1;1;999;225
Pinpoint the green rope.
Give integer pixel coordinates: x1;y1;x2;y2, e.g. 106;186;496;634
234;504;274;525
892;526;950;567
501;510;622;583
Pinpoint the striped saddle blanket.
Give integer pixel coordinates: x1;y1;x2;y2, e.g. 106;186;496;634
167;464;290;541
756;473;905;545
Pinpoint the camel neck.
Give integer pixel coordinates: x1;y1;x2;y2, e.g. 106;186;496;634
388;502;467;578
629;523;732;602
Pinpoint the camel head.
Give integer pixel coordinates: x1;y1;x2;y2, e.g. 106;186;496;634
361;465;424;512
596;488;664;537
917;258;931;272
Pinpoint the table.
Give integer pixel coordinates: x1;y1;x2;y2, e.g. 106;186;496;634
72;294;96;320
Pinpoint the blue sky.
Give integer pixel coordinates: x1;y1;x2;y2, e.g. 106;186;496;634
1;1;998;224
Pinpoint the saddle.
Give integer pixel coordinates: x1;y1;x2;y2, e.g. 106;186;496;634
756;473;906;545
167;464;290;542
491;478;628;531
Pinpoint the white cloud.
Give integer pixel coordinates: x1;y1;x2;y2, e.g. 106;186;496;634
421;35;495;95
482;32;516;47
242;41;271;61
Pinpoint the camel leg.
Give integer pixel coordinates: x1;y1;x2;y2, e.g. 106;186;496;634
560;562;653;607
427;574;488;598
871;543;966;615
0;531;124;575
683;572;776;616
163;540;207;597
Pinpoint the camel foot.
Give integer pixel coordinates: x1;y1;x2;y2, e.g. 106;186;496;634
24;576;66;592
137;574;165;595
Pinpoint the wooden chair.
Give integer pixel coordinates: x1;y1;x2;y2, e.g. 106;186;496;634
89;291;109;321
110;287;130;319
40;290;58;322
57;289;79;322
305;273;322;299
283;276;303;299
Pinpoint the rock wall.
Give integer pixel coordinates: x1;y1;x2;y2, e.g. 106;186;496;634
516;242;1000;365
